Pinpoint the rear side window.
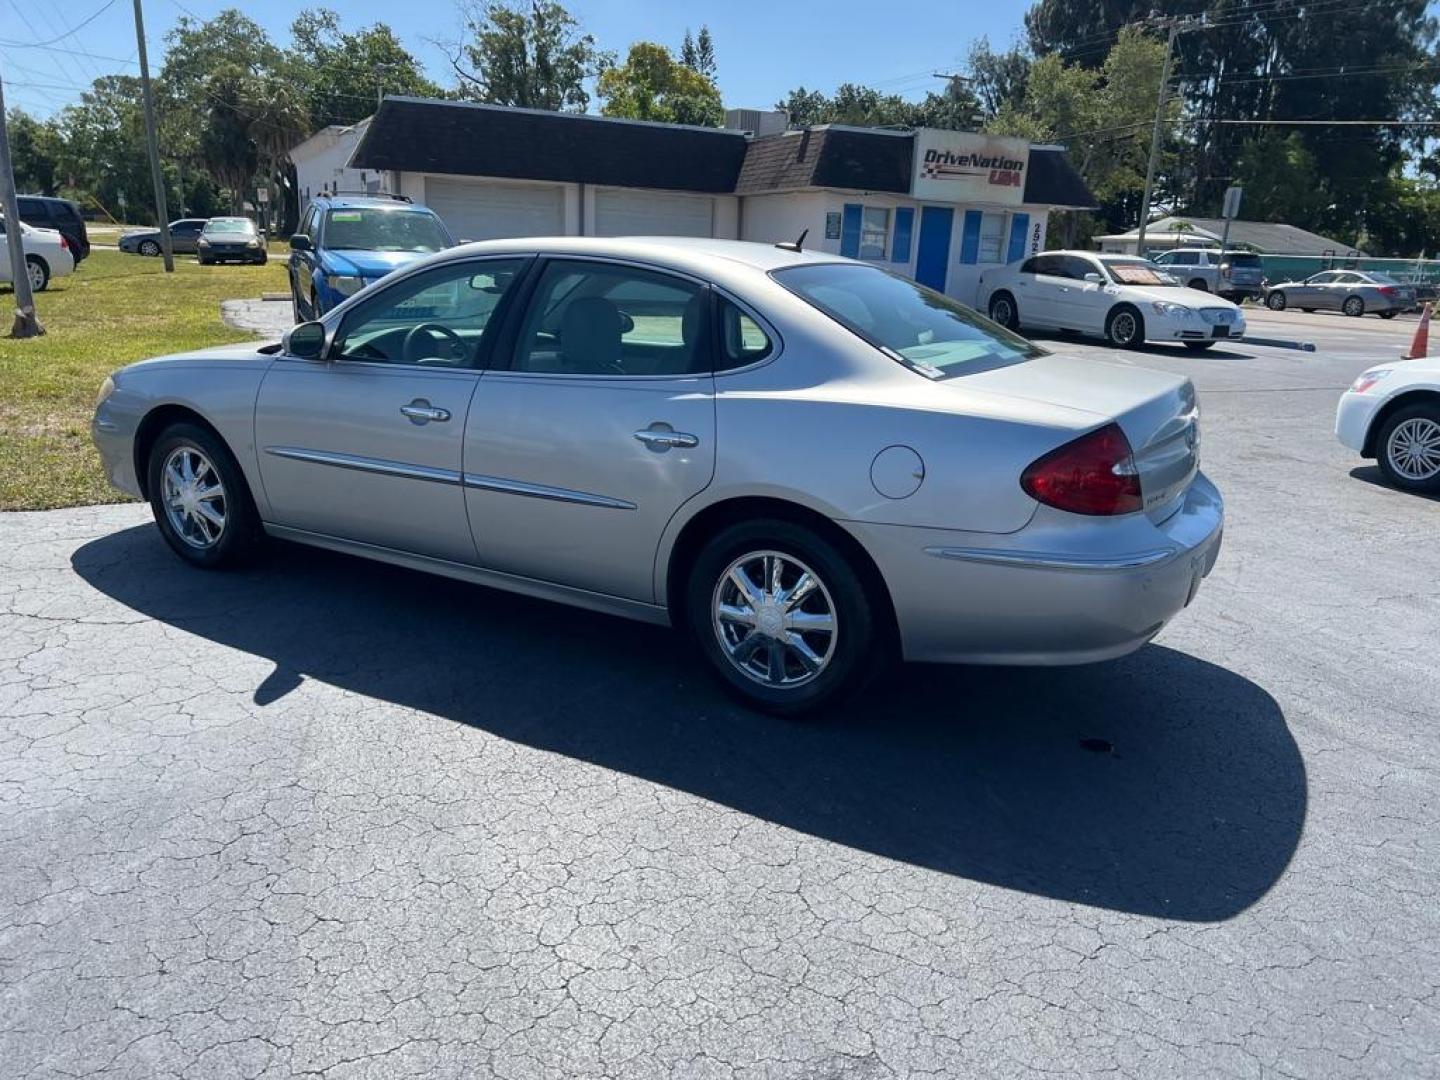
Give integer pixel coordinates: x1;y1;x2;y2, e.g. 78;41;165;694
16;197;47;221
53;202;82;223
773;262;1044;379
715;297;772;371
1167;250;1199;266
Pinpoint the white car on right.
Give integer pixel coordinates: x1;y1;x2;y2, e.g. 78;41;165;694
979;250;1246;351
1336;356;1440;492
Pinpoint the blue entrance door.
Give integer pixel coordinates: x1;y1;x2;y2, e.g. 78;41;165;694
915;207;954;292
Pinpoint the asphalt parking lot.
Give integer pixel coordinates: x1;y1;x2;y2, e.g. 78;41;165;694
2;311;1437;1078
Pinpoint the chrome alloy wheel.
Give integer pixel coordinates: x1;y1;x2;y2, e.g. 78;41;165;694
27;261;45;291
991;296;1014;326
160;445;227;548
1386;417;1440;481
712;550;838;689
1110;311;1139;345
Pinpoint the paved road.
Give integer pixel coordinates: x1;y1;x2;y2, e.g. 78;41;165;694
2;321;1437;1078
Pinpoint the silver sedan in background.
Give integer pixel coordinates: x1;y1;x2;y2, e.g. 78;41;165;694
1264;269;1417;318
92;238;1222;714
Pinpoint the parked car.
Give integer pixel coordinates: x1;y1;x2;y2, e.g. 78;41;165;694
120;218;210;256
1149;247;1265;302
197;217;267;265
288;193;454;320
16;195;90;263
979;250;1247;351
93;237;1223;714
1336;357;1440;492
0;216;75;291
1264;270;1416;318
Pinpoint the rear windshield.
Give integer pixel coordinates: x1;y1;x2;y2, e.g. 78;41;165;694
324;208;449;253
772;263;1044;379
1225;252;1262;267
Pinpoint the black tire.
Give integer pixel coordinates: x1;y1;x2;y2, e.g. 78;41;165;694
1183;341;1216;351
1343;295;1365;317
1104;304;1145;349
988;290;1020;331
1188;278;1209;292
1379;310;1397;320
25;255;50;292
1301;308;1315;313
684;519;882;716
1266;291;1287;311
255;252;269;266
198;256;212;266
139;240;161;257
145;422;262;569
1374;403;1440;494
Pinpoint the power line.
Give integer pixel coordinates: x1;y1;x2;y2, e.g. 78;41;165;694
0;0;118;47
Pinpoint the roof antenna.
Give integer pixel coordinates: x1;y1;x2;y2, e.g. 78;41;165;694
775;228;808;253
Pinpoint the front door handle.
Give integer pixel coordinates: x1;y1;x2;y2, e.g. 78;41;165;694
634;425;699;451
400;400;450;424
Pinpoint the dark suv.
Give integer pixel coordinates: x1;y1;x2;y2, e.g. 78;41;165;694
17;196;90;263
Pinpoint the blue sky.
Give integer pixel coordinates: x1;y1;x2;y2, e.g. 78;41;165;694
1;0;1033;118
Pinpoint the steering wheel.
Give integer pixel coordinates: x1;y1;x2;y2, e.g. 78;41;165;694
403;322;467;366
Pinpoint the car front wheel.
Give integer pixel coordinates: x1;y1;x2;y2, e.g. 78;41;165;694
1376;404;1440;493
1105;305;1145;349
685;520;881;716
139;240;160;257
146;422;262;568
1266;291;1287;311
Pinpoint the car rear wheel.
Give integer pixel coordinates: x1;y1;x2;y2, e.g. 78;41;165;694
1188;278;1208;292
988;291;1020;330
139;240;160;257
25;256;49;292
685;520;880;716
1343;296;1366;317
1266;291;1287;311
1105;305;1145;349
1379;310;1397;320
146;422;262;568
1376;404;1440;493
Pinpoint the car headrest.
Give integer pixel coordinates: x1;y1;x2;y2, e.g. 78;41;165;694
559;296;624;373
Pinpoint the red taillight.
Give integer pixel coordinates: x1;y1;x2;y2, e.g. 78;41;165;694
1378;285;1397;297
1021;423;1143;516
59;235;69;251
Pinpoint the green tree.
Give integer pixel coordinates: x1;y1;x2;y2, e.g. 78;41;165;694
6;111;64;195
597;42;724;127
967;37;1031;122
1230;130;1326;226
680;26;717;79
52;76;159;221
290;9;444;127
451;0;607;111
774;80;980;130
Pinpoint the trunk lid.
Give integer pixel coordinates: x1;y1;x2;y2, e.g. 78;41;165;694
953;354;1200;522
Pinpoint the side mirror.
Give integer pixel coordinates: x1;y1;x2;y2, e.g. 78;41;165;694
289;234;312;252
1084;272;1105;284
284;320;327;359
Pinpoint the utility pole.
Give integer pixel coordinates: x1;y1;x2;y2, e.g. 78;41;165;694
133;0;174;272
1134;16;1198;258
0;64;43;337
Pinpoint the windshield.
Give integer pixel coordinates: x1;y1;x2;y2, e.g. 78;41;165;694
324;209;449;253
772;263;1045;379
1105;260;1177;287
203;217;255;235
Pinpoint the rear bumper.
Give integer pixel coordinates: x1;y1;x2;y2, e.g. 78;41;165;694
848;473;1224;665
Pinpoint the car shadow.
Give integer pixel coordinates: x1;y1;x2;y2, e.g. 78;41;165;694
72;525;1306;923
1349;465;1440;503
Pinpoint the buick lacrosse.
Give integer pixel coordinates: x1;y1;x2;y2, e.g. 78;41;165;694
93;237;1222;713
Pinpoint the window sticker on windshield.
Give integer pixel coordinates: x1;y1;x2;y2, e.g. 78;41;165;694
331;212;363;222
1109;265;1169;286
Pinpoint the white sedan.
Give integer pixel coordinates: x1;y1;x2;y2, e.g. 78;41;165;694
0;218;75;292
1336;356;1440;492
979;251;1246;351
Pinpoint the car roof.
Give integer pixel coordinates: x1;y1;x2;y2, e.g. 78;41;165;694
314;196;428;210
431;235;846;275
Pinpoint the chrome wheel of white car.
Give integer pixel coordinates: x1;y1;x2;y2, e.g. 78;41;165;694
26;257;49;292
1385;417;1440;481
988;292;1019;330
161;446;227;549
1105;306;1144;348
712;550;838;689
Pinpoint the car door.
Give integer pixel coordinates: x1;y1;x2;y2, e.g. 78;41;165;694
1017;254;1066;329
254;255;529;563
463;256;717;603
1061;254;1110;333
1298;271;1337;309
169;221;201;254
289;206;322;318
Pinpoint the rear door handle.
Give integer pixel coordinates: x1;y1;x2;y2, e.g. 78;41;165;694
400;400;450;424
634;426;699;450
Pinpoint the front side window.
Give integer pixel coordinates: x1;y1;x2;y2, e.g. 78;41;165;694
323;209;449;253
511;261;710;376
1308;272;1338;284
774;262;1044;379
859;207;889;260
977;212;1007;263
331;258;526;366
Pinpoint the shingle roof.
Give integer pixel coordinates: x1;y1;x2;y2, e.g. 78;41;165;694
1104;216;1362;255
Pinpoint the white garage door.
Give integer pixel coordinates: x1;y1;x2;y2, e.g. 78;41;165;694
594;189;714;237
424;177;565;241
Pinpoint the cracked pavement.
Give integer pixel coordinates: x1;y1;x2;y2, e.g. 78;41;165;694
2;325;1438;1078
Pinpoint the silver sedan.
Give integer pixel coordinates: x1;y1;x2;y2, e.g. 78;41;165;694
1264;270;1417;318
92;237;1223;714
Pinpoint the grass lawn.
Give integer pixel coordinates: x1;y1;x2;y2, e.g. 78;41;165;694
1;249;289;510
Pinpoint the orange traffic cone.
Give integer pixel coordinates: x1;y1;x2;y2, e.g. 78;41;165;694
1403;302;1432;359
